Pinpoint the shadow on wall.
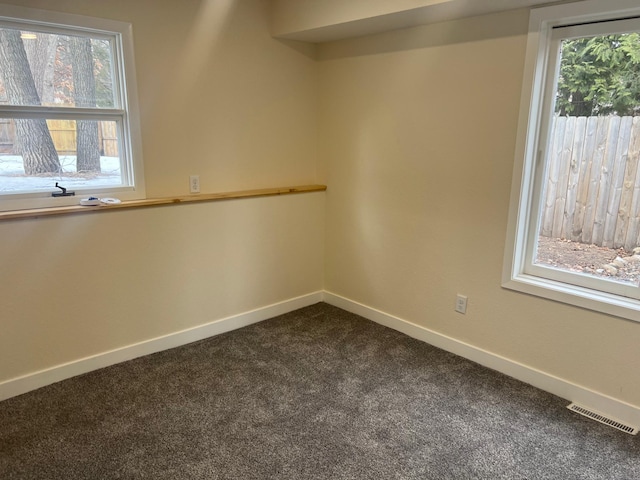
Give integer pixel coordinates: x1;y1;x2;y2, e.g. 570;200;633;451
274;39;318;60
317;9;528;61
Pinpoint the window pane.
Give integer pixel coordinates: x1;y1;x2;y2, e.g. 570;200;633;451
533;33;640;287
0;118;123;193
0;27;115;108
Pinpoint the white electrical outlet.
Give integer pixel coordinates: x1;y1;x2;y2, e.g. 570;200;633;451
189;175;200;193
455;294;468;314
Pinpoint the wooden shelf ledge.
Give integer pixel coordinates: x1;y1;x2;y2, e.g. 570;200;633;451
0;184;327;221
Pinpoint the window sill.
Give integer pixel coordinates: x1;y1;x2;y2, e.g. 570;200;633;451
503;273;640;324
0;184;327;221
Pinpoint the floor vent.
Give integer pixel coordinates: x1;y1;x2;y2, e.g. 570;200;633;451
567;403;639;435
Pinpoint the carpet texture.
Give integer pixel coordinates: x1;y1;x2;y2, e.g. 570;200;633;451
1;303;638;479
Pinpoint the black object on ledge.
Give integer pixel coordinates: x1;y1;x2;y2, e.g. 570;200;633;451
52;182;75;197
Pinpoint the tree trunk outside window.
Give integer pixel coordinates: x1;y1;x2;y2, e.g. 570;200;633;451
0;29;61;175
69;36;100;173
23;31;57;105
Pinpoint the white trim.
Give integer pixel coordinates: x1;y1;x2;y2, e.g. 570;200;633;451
502;0;640;323
503;273;640;323
4;289;639;428
0;3;146;210
0;291;323;402
323;291;640;429
0;3;133;33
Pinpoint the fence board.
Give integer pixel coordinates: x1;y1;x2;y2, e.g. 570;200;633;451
47;119;77;154
626;117;640;250
581;116;608;244
551;116;575;238
541;116;565;237
0;119;14;153
591;116;621;246
572;116;598;242
603;116;632;247
561;116;585;240
100;122;118;157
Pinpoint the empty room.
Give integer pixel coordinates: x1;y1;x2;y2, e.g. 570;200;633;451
1;0;639;478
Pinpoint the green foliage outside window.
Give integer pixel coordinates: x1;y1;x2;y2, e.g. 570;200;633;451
556;33;640;116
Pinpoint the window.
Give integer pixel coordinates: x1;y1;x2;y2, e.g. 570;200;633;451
0;4;144;211
503;0;640;322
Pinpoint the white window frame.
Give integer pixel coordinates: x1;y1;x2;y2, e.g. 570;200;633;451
0;4;145;211
503;0;640;323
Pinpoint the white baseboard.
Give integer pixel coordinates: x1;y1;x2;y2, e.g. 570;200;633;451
0;291;324;402
4;289;639;430
323;291;640;430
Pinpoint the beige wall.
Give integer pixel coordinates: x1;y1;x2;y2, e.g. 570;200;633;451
1;195;324;380
0;0;323;384
3;0;318;197
318;9;640;407
2;0;639;412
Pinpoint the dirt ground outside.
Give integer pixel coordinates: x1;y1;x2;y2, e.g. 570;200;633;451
535;236;640;285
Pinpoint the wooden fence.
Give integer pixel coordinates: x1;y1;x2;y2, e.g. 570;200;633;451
0;119;118;156
0;118;15;154
541;115;640;251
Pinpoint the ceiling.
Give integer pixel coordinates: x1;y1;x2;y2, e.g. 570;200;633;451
272;0;580;43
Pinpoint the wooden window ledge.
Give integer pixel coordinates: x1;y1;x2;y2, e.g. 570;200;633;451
0;184;327;221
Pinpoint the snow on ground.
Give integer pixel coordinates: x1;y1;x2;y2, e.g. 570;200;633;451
0;154;122;192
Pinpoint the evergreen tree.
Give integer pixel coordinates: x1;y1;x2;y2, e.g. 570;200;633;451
556;33;640;116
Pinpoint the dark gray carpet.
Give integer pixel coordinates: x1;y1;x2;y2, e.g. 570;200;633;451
1;302;638;479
